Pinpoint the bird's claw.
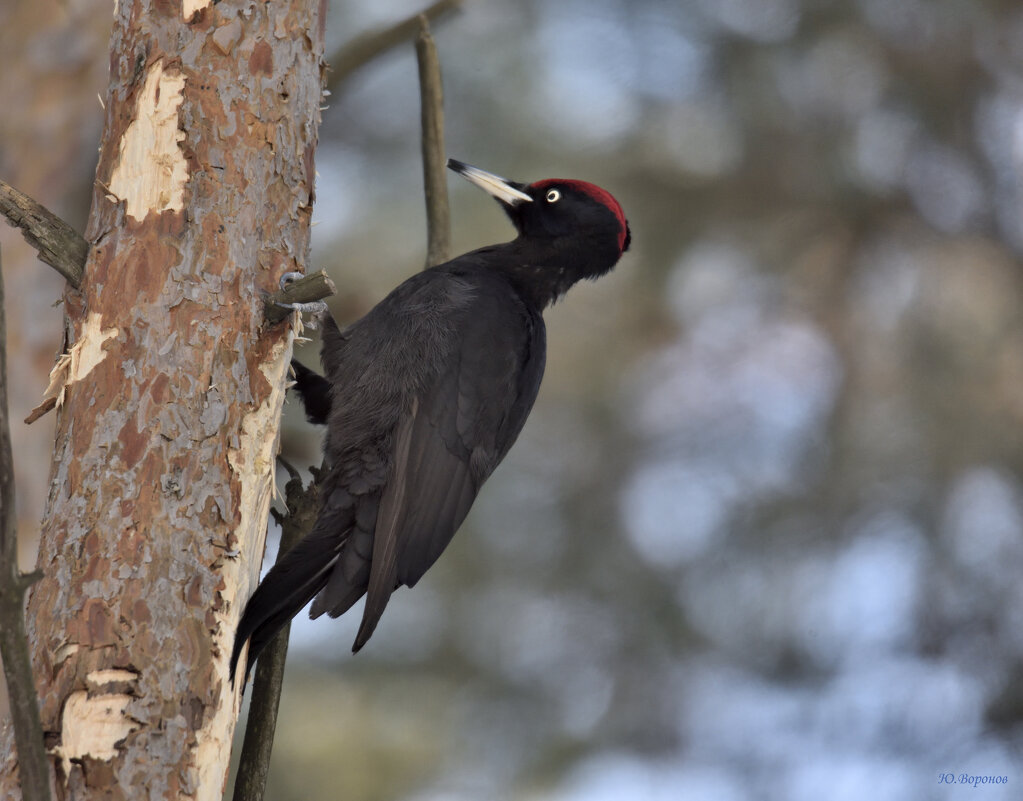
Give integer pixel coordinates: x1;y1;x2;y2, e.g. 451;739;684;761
279;271;305;291
276;271;328;324
274;300;328;315
275;300;327;330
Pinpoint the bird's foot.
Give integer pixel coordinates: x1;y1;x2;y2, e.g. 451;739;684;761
278;271;305;290
276;271;329;319
275;300;329;314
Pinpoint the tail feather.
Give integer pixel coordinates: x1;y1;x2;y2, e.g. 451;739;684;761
229;524;349;686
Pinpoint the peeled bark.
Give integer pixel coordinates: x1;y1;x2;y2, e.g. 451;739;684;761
0;0;326;797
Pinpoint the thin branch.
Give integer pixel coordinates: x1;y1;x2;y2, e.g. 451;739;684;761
417;15;451;269
231;464;322;801
0;179;87;288
326;0;463;94
263;271;337;325
0;245;53;801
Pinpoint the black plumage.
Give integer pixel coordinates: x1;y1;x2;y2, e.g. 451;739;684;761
230;160;630;684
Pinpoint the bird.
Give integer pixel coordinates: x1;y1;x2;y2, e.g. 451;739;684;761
229;159;630;685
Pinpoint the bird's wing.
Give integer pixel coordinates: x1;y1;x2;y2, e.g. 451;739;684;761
351;288;546;650
353;397;418;649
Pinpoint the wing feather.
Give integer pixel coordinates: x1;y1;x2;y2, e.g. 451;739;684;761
393;288;547;591
352;397;418;651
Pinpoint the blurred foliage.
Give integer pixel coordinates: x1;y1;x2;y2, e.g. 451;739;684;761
2;0;1022;799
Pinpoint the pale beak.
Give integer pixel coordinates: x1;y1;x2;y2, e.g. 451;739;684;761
447;159;533;206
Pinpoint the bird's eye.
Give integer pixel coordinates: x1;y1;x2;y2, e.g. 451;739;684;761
545;189;561;203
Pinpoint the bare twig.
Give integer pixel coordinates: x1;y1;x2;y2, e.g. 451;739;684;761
231;464;322;801
0;179;87;288
0;246;52;801
416;15;451;268
326;0;463;94
263;271;337;325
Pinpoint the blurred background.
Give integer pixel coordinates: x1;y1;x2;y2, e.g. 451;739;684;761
3;0;1023;799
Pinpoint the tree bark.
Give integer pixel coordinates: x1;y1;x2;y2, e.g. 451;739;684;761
0;0;326;798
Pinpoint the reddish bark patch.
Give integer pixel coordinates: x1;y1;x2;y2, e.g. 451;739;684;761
155;208;188;237
199;212;231;277
184;575;205;607
77;599;118;647
150;372;169;404
131;598;152;625
187;696;206;729
249;40;273;76
112;236;184;306
118;410;147;470
81;554;107;584
135;450;163;498
153;0;177;18
115;526;146;566
83;758;117;788
247;334;276;400
82;528;103;560
77;533;108;586
135;627;160;662
90;351;124;413
177;617;211;669
88;236;120;286
199;495;223;528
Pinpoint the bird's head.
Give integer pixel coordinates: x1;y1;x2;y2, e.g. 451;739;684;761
448;159;630;292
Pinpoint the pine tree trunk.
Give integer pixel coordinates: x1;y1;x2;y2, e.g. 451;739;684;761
0;0;325;797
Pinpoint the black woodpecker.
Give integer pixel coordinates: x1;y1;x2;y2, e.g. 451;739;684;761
230;159;630;684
